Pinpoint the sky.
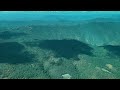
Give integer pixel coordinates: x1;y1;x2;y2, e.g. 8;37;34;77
0;11;120;21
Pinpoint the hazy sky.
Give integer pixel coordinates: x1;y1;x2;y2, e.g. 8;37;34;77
0;11;120;21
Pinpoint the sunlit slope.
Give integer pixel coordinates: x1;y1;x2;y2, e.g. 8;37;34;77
74;18;120;46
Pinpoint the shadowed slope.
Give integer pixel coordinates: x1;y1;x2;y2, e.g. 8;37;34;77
0;31;27;39
101;45;120;57
38;39;93;59
0;42;34;64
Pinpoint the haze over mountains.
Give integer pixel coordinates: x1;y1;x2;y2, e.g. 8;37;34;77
0;11;120;46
